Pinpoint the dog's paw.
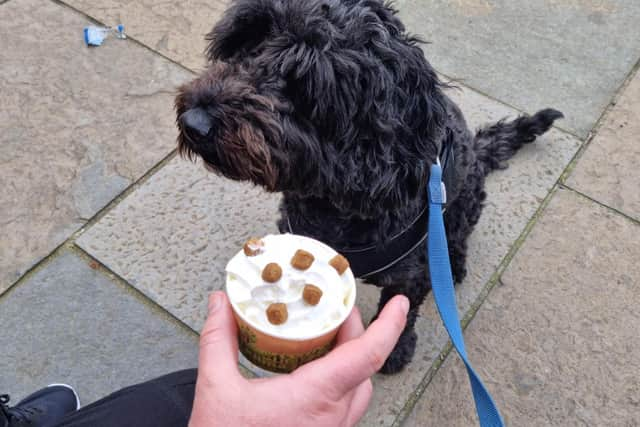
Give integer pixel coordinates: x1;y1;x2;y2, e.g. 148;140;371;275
453;265;467;284
379;329;417;375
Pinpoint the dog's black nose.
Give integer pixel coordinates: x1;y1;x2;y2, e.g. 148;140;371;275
179;108;213;138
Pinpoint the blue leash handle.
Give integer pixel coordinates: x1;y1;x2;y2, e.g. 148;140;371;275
427;164;505;427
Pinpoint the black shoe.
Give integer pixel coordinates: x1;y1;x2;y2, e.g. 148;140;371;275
1;384;80;427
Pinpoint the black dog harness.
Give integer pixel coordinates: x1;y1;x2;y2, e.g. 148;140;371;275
288;140;456;278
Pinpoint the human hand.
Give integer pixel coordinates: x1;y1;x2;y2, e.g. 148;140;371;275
188;291;409;427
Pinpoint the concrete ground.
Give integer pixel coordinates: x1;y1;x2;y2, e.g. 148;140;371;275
1;0;638;425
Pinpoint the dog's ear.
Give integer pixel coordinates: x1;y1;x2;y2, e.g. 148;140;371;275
206;0;276;61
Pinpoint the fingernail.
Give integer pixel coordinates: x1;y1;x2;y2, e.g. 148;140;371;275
399;296;410;315
208;292;223;314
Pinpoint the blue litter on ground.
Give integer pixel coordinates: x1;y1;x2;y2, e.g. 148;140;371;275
83;25;126;47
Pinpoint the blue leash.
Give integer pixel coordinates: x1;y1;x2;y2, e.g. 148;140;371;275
427;163;505;427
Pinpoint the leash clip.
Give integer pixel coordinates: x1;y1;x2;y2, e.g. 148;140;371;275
429;161;447;205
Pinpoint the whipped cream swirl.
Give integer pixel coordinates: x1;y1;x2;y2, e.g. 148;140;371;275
226;234;356;338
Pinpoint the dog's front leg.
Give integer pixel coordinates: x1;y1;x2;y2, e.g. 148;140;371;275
371;275;429;374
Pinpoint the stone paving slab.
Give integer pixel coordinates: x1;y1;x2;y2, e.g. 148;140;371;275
0;0;192;293
0;250;198;405
76;158;282;331
76;83;580;425
62;0;229;71
404;188;640;426
566;68;640;221
396;0;640;137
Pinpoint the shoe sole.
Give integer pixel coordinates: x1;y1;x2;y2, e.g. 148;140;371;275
47;383;81;410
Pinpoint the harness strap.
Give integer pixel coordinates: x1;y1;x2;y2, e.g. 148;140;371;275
287;140;456;278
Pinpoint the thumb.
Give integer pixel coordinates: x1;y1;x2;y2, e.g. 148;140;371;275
197;291;241;383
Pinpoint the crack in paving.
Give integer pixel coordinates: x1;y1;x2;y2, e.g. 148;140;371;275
50;0;197;76
0;148;179;300
561;185;640;226
560;55;640;184
68;243;256;380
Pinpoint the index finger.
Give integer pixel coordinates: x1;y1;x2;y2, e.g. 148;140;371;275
294;295;409;400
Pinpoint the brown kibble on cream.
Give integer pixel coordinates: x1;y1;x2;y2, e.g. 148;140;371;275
303;284;323;306
291;249;315;270
329;254;349;275
266;303;288;325
262;263;282;282
243;238;264;256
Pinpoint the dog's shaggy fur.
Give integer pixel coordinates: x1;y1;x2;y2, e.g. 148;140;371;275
176;0;563;373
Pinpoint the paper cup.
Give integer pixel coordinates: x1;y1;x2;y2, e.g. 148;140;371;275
229;284;356;374
227;235;357;374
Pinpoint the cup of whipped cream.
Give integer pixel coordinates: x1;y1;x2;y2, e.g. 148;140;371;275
226;233;356;373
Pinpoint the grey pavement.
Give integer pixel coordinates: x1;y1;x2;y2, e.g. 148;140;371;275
1;0;639;426
566;70;640;221
0;0;192;293
76;158;282;331
63;0;229;71
0;250;198;404
397;0;640;138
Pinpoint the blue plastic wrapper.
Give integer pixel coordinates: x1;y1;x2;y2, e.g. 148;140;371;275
83;25;125;46
83;26;108;46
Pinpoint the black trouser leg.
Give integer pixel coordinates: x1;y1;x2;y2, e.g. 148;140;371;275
53;369;197;427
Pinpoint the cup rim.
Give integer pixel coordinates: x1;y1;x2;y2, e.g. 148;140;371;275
226;234;357;342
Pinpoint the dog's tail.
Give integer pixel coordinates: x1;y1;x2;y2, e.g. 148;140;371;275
473;108;563;175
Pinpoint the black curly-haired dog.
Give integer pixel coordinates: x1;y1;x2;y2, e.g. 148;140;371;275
175;0;562;373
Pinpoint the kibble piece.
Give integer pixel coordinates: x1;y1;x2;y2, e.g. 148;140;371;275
329;254;349;275
303;284;323;306
266;303;288;325
262;263;282;282
291;249;315;270
243;238;265;256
